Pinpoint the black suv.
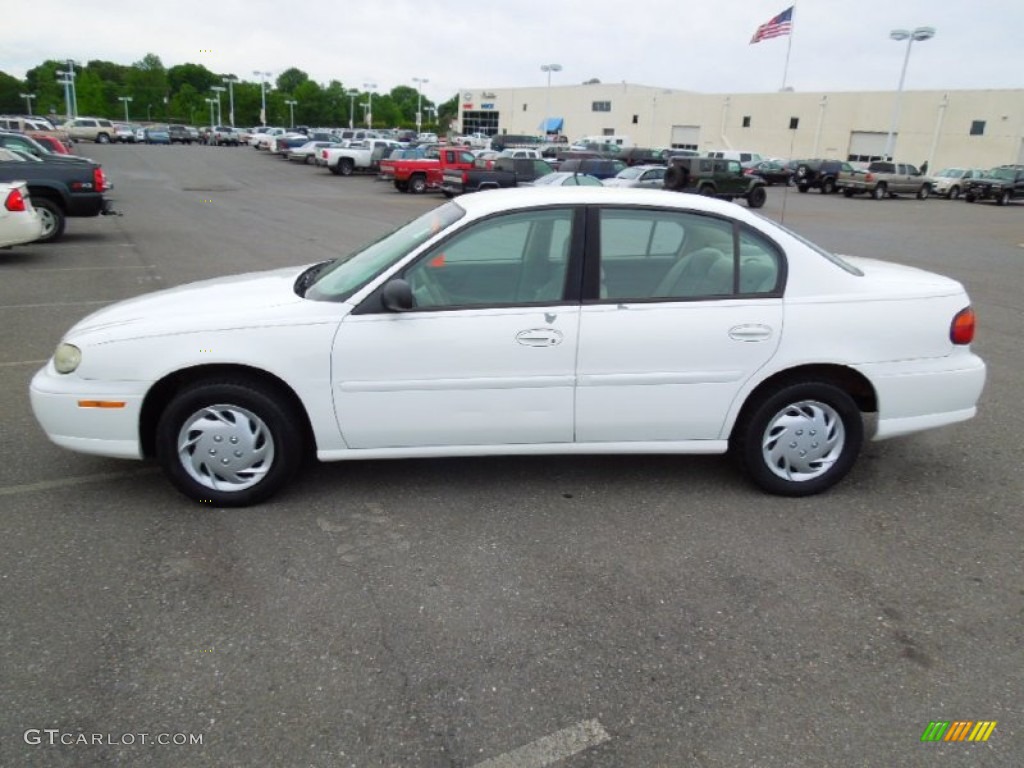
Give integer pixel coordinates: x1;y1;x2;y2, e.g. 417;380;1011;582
557;157;627;180
662;156;767;208
167;125;192;145
963;165;1024;206
791;159;845;194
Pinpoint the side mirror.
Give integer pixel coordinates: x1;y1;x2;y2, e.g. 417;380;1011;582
381;278;414;312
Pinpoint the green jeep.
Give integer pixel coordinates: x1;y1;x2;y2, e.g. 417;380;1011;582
663;156;767;208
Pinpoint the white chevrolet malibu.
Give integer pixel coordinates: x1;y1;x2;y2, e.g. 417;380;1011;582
30;188;986;506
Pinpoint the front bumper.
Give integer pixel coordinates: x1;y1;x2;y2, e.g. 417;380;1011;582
30;363;147;459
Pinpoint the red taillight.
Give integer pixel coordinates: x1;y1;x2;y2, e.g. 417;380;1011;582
93;167;106;193
950;307;976;345
5;188;26;212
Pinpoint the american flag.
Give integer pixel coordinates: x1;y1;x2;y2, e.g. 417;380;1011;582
750;6;794;44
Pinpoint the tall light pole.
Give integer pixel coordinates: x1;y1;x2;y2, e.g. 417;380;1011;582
210;86;226;125
412;77;428;135
205;98;217;129
56;70;75;120
254;70;272;125
884;26;935;160
19;93;36;115
223;76;238;127
347;89;359;130
812;95;828;157
540;64;562;138
118;96;133;122
284;99;298;129
363;82;376;129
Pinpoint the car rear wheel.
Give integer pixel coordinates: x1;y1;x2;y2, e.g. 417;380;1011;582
821;178;836;194
409;174;428;194
871;184;887;200
842;188;855;198
33;198;66;242
698;184;715;197
916;185;930;200
746;186;767;208
156;380;304;506
96;133;110;144
340;159;354;176
735;381;863;496
948;185;960;200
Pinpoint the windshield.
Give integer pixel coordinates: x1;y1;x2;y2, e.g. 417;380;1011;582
986;167;1017;180
305;202;466;301
937;168;964;178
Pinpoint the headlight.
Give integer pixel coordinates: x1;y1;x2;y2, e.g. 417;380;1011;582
53;343;81;374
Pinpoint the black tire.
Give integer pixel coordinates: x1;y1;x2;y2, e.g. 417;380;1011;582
948;185;960;200
842;188;854;198
746;186;767;208
96;133;110;144
871;184;887;200
155;379;304;507
965;193;976;203
797;184;809;193
734;381;863;497
997;190;1011;206
821;178;836;194
329;162;342;176
409;174;427;194
916;185;930;200
663;164;690;191
698;183;716;197
339;159;355;176
33;198;66;242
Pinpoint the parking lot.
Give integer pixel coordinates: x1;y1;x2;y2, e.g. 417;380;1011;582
2;143;1022;767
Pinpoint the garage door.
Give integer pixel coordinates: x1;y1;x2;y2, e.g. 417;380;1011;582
671;125;700;150
848;131;890;162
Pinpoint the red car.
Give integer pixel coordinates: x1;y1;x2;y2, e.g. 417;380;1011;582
34;136;72;155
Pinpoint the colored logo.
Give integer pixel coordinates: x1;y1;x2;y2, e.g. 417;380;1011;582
921;721;996;742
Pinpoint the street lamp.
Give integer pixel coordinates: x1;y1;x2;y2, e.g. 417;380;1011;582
19;93;36;115
205;98;217;129
363;82;376;129
56;70;76;120
211;85;226;125
254;70;272;125
884;26;936;160
540;63;562;138
223;76;239;127
118;96;133;123
284;99;298;129
412;77;429;135
346;89;359;130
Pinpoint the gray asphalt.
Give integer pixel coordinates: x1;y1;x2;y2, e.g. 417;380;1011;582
1;144;1021;767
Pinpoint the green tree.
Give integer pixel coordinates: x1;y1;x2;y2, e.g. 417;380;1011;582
168;63;219;96
276;68;309;95
0;71;26;114
127;53;169;120
25;60;71;120
75;69;110;117
437;93;459;133
169;83;203;125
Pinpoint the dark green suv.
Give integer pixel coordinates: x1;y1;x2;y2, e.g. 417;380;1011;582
663;156;767;208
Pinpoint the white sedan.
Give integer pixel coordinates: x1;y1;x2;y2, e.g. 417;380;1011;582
30;188;986;506
0;180;44;248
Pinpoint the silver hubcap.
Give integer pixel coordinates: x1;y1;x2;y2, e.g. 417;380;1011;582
177;404;275;492
762;400;845;482
38;207;56;236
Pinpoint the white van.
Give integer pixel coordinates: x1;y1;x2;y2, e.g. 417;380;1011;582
576;134;634;148
706;150;764;163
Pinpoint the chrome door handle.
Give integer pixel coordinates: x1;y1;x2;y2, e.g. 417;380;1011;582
516;328;563;347
728;324;773;342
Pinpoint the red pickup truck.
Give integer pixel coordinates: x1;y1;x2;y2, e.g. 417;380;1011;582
379;146;477;193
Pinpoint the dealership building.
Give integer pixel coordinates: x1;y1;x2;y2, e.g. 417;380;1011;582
456;83;1024;169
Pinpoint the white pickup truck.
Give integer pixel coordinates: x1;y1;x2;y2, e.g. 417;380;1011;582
322;139;401;176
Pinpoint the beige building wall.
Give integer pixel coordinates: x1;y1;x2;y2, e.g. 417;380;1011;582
460;84;1024;169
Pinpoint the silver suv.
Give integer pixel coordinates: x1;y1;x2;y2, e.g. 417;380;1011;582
62;117;116;144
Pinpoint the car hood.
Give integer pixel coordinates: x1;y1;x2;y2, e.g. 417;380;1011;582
65;265;332;344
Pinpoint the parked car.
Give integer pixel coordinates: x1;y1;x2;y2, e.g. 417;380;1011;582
556;157;627;180
28;187;985;506
62;117;117;144
962;165;1024;205
0;131;91;166
617;147;670;167
531;172;603;186
288;141;339;164
440;157;554;196
837;161;932;200
0;115;73;149
930;168;984;200
791;159;849;194
33;136;72;155
707;150;765;163
212;126;241;146
0;179;44;247
663;156;767;208
113;123;138;143
167;125;193;144
602;164;667;189
379;145;477;193
143;126;171;145
742;160;792;186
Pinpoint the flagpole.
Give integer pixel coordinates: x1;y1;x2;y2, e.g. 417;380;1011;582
781;5;795;89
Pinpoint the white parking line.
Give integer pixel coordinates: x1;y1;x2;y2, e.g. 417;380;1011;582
0;300;113;310
471;720;610;768
0;359;46;368
14;265;150;272
0;469;159;497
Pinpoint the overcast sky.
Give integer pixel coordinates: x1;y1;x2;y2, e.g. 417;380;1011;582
3;0;1020;103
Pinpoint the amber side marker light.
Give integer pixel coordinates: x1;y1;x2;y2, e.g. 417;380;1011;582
950;307;976;345
77;400;126;409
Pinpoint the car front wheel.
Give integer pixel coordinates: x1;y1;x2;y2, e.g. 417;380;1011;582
156;380;304;506
871;184;887;200
746;186;766;208
735;381;863;496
